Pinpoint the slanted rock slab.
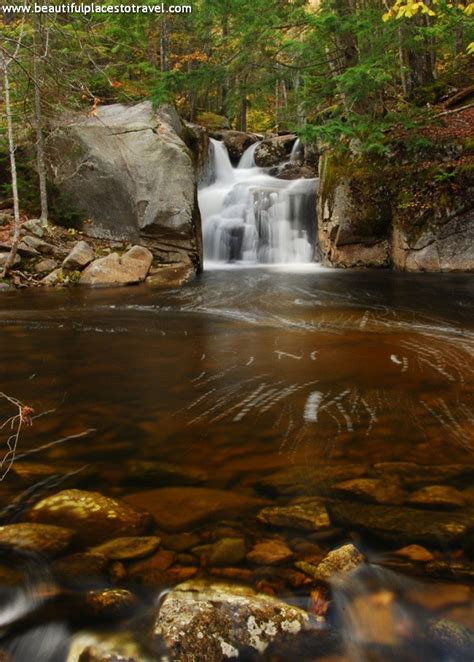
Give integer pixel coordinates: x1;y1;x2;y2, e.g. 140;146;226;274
406;485;466;509
257;499;331;532
123;487;264;533
153;580;309;661
26;489;153;546
63;240;95;270
328;501;474;546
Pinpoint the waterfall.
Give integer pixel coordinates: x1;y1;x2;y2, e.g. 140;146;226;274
237;141;259;169
290;138;303;163
199;139;317;266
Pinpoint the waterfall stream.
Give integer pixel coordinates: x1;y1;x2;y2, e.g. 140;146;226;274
199;139;317;266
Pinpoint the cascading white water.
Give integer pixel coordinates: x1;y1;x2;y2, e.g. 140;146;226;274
290;138;303;163
237;142;259;169
199;138;317;266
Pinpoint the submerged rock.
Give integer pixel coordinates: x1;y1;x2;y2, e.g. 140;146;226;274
333;478;405;505
328;501;474;546
257;500;331;532
78;589;137;621
372;462;474;488
91;536;161;561
54;552;108;588
122;460;207;487
247;540;294;566
153;580;309;661
393;544;434;563
255;464;368;497
68;631;145;662
26;489;153;545
0;522;74;556
427;619;474;658
63;241;95;271
406;485;466;509
145;262;195;288
207;538;247;567
80;246;153;287
123;487;264;533
308;544;365;585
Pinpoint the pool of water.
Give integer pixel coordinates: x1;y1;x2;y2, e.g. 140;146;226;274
0;267;473;660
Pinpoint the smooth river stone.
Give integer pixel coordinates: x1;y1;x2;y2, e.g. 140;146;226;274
26;489;153;546
247;539;294;566
123;488;265;533
0;522;74;557
91;536;161;561
257;500;331;532
328;501;474;546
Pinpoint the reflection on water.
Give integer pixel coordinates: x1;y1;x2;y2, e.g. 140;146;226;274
0;267;473;659
1;268;472;474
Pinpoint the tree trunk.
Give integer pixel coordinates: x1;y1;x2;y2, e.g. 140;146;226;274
0;52;21;277
33;15;48;224
160;16;169;73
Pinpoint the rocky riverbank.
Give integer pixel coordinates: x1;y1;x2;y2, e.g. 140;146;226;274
0;457;473;661
1;101;473;289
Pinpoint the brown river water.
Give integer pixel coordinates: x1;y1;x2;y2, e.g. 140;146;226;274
0;266;473;660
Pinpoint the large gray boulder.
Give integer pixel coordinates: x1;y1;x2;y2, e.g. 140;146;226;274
46;102;202;269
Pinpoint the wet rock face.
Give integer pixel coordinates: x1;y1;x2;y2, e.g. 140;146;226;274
254;135;297;167
317;153;391;269
154;580;309;661
317;144;474;271
26;489;153;545
46;102;202;269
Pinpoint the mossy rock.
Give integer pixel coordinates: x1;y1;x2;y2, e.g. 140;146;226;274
196;112;230;130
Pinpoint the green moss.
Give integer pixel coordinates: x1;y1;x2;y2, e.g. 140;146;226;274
196;112;229;130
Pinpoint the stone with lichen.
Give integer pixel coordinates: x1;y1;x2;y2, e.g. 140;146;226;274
153;580;309;661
